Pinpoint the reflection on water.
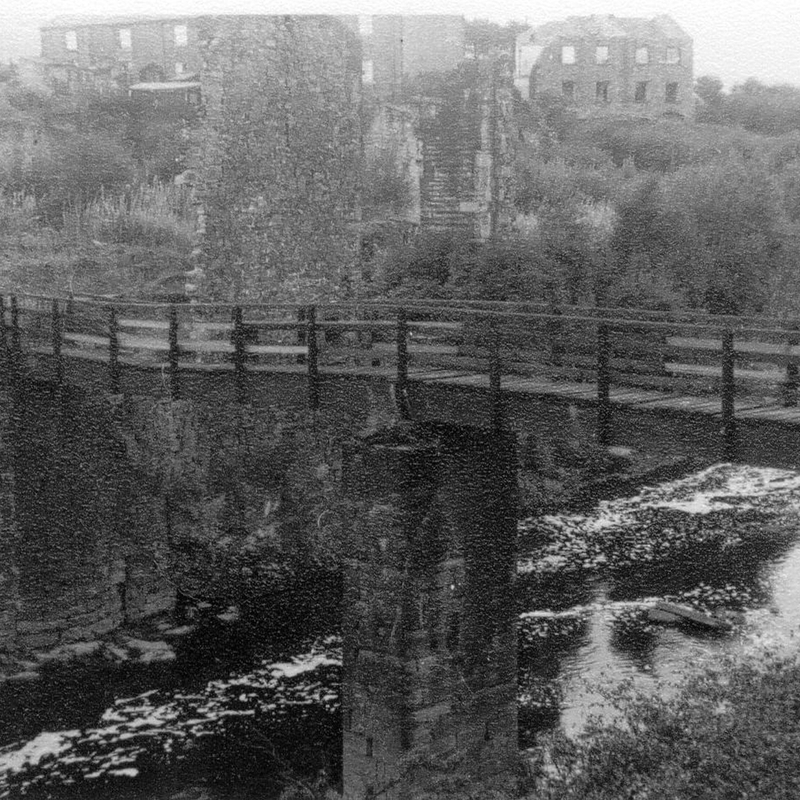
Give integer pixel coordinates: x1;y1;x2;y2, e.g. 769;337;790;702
518;463;800;743
3;463;800;795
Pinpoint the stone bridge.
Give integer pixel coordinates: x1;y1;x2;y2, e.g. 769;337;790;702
5;293;800;798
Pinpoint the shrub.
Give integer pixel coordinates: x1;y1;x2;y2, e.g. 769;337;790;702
531;650;800;800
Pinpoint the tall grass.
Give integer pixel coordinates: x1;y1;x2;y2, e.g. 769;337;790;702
70;183;195;251
0;182;196;296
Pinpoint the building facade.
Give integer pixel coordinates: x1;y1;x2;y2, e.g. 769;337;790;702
38;14;465;98
35;13;511;246
40;15;201;93
348;15;465;99
514;14;694;120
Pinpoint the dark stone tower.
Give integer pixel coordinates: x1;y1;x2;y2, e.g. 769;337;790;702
342;424;517;799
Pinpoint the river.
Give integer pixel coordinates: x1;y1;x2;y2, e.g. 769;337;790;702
2;463;800;798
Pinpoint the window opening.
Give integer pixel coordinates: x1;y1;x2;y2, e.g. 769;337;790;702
666;82;679;103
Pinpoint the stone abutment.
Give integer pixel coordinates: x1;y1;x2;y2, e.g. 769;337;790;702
342;424;518;799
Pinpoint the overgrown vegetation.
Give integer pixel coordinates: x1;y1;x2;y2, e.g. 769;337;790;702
529;649;800;800
360;72;800;316
0;82;196;296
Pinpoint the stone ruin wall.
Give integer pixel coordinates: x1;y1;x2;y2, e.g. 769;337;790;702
185;17;517;301
188;15;362;301
0;374;398;662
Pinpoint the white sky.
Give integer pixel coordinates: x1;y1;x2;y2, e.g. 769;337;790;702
1;0;797;89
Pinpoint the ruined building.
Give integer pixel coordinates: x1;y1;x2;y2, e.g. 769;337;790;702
191;15;363;300
39;15;201;94
37;13;465;99
34;13;516;295
514;14;694;120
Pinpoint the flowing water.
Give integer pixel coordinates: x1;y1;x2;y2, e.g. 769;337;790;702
3;463;800;798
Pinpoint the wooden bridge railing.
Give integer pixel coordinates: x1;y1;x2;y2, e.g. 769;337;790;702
5;294;800;444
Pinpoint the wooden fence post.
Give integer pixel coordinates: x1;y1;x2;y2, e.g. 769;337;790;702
9;296;20;381
783;327;799;407
232;306;246;404
489;322;503;432
108;305;121;395
51;298;63;389
0;297;7;364
396;308;410;420
597;322;612;445
721;327;736;461
296;306;307;365
168;304;180;401
307;304;319;410
10;296;19;359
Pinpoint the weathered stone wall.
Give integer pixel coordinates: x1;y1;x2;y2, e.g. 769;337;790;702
0;382;181;655
364;103;422;225
193;15;363;301
0;394;19;658
363;60;517;242
342;425;518;798
415;62;516;240
0;369;399;660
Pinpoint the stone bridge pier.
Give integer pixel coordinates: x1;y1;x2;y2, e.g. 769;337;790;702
342;423;518;799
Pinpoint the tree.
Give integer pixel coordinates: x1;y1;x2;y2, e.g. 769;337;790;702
464;19;526;60
695;74;726;123
662;162;781;312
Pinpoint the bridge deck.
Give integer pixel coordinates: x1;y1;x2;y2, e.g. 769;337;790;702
11;294;800;468
25;344;800;426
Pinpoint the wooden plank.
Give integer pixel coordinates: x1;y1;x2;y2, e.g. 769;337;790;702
408;321;463;331
247;344;308;356
372;342;460;356
431;374;491;388
179;340;235;354
409;370;473;381
118;318;169;330
317;320;396;331
665;362;784;382
62;332;110;348
118;334;170;351
731;399;777;412
736;407;800;422
668;336;721;352
736;340;800;357
195;321;234;333
632;396;722;412
667;335;800;365
510;380;596;398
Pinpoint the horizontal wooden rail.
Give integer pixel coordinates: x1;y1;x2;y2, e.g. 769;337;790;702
10;292;800;452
